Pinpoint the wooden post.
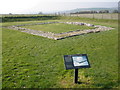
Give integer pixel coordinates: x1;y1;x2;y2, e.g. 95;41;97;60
93;14;94;19
74;69;78;84
102;14;103;19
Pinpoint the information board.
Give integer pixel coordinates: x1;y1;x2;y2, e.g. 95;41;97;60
63;54;90;70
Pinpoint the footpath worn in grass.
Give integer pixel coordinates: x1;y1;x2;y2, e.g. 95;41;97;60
2;17;118;88
21;23;95;33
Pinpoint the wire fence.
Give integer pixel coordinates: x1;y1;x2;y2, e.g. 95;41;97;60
63;13;118;20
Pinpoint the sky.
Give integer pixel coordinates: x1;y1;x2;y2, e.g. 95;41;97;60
0;0;119;14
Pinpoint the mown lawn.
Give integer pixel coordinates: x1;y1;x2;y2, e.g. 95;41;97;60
2;17;118;88
21;23;95;33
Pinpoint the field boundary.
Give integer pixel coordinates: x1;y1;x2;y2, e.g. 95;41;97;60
66;13;118;20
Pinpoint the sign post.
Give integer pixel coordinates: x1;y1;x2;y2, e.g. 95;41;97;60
74;69;78;83
63;54;90;84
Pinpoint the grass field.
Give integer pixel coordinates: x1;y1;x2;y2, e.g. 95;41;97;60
2;16;118;88
21;23;96;33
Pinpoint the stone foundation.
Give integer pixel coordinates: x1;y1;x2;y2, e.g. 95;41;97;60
5;22;114;40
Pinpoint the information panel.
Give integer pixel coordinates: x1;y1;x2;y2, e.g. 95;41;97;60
63;54;90;70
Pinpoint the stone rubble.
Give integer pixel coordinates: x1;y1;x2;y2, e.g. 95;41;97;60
14;22;59;27
5;22;114;40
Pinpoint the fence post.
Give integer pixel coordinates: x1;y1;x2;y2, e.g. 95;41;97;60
93;14;94;19
111;14;112;19
102;14;103;19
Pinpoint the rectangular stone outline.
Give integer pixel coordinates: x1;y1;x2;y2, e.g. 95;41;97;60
5;22;114;40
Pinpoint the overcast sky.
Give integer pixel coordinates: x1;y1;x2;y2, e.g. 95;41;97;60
0;0;119;14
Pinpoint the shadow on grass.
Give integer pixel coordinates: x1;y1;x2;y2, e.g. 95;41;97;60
77;81;83;84
76;81;91;85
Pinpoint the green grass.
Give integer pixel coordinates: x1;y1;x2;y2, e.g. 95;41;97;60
2;17;118;88
0;22;2;89
21;23;96;33
2;20;59;27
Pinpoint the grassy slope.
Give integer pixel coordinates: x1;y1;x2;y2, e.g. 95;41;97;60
2;17;118;88
21;23;95;33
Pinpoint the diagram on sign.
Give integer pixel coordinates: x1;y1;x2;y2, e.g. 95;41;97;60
72;56;89;67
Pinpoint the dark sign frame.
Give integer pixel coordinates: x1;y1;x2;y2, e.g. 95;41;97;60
63;54;90;70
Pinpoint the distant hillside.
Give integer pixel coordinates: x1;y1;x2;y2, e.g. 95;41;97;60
60;7;118;13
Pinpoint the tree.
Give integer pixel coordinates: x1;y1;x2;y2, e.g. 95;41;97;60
104;10;109;13
91;11;97;13
112;10;118;13
99;10;109;13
